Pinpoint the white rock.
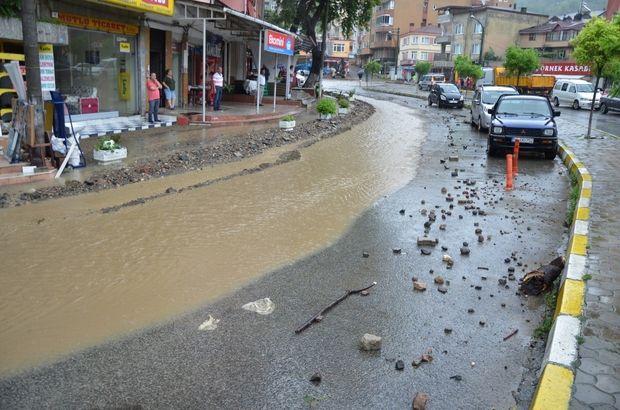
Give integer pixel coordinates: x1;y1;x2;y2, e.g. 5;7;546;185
198;315;220;331
360;333;382;351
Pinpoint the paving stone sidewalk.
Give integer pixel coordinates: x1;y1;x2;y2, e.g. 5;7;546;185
557;120;620;409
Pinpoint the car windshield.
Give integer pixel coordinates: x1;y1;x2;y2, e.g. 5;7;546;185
482;90;519;104
496;99;552;116
576;83;594;92
440;84;459;93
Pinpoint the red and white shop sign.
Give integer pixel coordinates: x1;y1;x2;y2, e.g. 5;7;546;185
538;62;591;75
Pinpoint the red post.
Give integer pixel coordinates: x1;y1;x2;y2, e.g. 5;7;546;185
513;139;520;176
506;154;514;191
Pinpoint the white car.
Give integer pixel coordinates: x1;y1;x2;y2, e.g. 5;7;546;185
470;86;519;131
551;79;600;110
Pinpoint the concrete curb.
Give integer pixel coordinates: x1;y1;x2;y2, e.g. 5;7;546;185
530;143;591;409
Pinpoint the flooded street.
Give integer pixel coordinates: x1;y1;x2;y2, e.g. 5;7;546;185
0;97;427;375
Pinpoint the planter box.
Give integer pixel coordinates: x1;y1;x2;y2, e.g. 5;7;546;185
319;113;333;120
94;147;127;162
338;107;350;115
279;120;296;130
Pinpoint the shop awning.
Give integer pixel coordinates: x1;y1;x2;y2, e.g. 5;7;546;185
221;8;295;37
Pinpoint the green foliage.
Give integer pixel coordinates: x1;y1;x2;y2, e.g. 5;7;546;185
95;136;123;151
454;55;484;80
582;273;593;281
347;89;355;98
572;16;620;78
534;316;554;338
0;0;20;18
414;61;432;78
338;97;350;108
566;172;579;226
484;48;500;62
534;286;559;338
281;114;295;121
365;59;382;75
504;46;540;79
316;97;337;114
576;335;585;345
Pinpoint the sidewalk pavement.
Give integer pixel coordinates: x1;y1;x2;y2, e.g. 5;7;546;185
557;124;620;409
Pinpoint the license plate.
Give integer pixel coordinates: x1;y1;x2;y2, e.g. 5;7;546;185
513;137;534;144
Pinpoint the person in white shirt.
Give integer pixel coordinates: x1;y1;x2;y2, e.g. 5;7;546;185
258;68;266;106
213;66;224;111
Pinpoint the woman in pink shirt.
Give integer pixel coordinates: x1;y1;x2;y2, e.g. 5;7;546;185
146;72;163;123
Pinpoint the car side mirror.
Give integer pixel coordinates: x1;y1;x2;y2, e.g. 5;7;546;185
473;99;480;105
554;110;561;117
488;108;495;115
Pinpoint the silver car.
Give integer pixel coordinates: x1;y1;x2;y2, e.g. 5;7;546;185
470;86;519;131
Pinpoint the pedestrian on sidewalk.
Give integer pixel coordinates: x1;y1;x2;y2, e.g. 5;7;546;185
146;72;162;123
258;68;266;106
162;69;176;110
213;66;224;111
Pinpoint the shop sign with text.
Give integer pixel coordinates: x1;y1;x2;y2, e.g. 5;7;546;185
94;0;174;16
39;44;55;100
538;62;591;76
57;12;139;35
264;30;294;56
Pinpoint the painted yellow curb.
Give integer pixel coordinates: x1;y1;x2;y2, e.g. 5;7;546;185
568;233;588;256
530;364;574;410
580;173;592;182
580;188;592;198
555;279;585;318
575;206;590;221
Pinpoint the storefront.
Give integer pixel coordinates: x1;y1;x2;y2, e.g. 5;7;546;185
53;12;140;116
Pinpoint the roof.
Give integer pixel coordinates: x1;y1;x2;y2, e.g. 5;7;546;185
519;20;586;34
436;5;548;18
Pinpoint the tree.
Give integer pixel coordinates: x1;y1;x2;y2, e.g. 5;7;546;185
272;0;379;87
503;46;540;90
21;0;46;165
483;48;500;62
572;15;620;137
414;61;432;81
364;59;381;85
454;55;483;93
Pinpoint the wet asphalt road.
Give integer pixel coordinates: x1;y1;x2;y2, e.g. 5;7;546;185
0;91;570;409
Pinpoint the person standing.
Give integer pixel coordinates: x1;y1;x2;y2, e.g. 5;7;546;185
262;64;270;84
213;66;224;111
162;69;176;110
146;72;162;123
258;68;266;106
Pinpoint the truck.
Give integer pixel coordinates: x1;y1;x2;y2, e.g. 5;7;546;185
476;67;555;96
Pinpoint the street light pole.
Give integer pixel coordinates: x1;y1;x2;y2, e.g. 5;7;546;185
395;27;400;80
469;14;485;66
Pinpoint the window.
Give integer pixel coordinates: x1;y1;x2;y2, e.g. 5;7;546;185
455;23;464;35
561;31;577;41
472;43;481;55
529;33;536;41
453;44;463;55
473;23;483;34
376;15;392;26
411;36;418;44
420;52;428;60
333;43;345;53
546;31;561;41
402;37;409;46
569;85;576;93
383;0;394;9
410;51;417;60
420;36;430;44
561;83;569;91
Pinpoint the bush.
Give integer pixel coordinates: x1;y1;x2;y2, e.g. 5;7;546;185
95;136;122;151
338;97;350;108
316;98;337;115
281;114;295;122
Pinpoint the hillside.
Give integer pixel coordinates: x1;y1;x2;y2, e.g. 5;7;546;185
514;0;607;16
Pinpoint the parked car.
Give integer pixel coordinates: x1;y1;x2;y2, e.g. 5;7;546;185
471;85;519;131
487;95;560;160
551;79;600;110
418;73;445;91
599;95;620;114
428;83;464;109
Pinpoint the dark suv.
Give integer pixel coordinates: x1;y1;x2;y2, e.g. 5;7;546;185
428;83;464;108
487;95;560;160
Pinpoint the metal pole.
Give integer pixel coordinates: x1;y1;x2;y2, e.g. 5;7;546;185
319;0;329;99
480;25;485;66
395;28;400;80
202;18;206;122
286;55;291;99
257;29;263;113
273;55;277;111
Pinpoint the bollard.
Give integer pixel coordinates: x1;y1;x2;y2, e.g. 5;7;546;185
513;139;520;176
506;154;514;191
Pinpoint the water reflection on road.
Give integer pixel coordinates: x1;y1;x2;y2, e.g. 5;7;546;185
0;97;426;375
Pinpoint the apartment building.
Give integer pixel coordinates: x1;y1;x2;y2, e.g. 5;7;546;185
398;25;444;78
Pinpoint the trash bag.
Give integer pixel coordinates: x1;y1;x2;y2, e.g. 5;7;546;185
242;298;275;315
198;315;220;331
50;135;67;155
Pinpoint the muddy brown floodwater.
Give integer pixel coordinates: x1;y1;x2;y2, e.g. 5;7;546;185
0;98;426;376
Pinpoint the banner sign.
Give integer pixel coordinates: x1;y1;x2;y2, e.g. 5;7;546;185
264;29;294;56
97;0;174;17
39;44;56;100
538;62;591;76
57;12;139;35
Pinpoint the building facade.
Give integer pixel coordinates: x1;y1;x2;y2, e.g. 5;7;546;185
398;25;444;79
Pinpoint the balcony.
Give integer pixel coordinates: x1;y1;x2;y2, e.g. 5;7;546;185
434;53;451;61
358;47;373;56
435;35;451;44
437;14;452;24
370;40;397;49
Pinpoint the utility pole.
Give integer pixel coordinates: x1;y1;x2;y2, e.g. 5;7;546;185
319;0;329;98
21;0;46;164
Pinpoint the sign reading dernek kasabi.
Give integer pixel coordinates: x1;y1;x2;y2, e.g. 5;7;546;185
264;30;294;56
538;62;591;76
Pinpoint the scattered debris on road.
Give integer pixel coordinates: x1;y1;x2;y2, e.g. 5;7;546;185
198;315;220;331
395;360;405;371
519;256;565;295
295;282;377;334
413;281;427;291
503;329;519;341
412;392;430;410
242;298;276;315
310;373;322;384
360;333;382;351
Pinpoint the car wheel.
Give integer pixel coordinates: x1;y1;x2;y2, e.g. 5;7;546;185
600;103;608;114
572;100;580;110
428;97;432;106
470;112;476;127
477;117;483;132
544;150;557;160
553;97;560;107
487;139;499;157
